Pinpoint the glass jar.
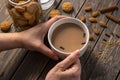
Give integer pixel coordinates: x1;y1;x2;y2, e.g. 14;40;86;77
6;0;42;31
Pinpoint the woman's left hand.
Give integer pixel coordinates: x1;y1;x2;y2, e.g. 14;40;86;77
19;16;67;60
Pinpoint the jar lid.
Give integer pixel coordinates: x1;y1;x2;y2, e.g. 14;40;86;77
8;0;31;6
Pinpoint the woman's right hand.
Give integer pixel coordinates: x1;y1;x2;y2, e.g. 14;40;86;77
45;50;81;80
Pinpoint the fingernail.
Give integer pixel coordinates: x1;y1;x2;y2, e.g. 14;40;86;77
75;50;80;57
53;55;59;61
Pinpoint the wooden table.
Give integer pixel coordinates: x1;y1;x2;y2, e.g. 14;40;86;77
0;0;120;80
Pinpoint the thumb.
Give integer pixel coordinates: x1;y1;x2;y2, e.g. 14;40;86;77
56;50;80;70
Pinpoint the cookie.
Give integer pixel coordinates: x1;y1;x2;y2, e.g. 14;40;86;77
14;6;26;13
28;14;36;26
49;9;61;18
62;2;73;12
23;12;33;20
16;19;28;26
26;2;39;14
0;21;11;32
11;8;21;18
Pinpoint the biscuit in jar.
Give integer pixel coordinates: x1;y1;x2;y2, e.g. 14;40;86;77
26;2;39;14
14;6;26;13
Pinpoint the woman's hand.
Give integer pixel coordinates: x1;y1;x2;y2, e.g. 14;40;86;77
19;16;67;60
45;50;81;80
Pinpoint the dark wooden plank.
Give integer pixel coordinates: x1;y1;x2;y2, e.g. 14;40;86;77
11;51;49;80
38;60;59;80
117;74;120;80
76;0;120;79
0;49;27;80
0;0;28;80
11;0;62;80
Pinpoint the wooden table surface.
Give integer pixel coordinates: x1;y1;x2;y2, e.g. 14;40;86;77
0;0;120;80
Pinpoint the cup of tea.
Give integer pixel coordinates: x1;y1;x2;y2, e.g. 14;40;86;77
48;17;89;59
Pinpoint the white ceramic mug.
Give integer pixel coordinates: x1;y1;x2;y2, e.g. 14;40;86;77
48;17;89;59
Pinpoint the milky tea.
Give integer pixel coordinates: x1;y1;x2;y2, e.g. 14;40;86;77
51;23;86;53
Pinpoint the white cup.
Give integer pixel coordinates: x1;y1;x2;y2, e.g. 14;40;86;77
48;17;89;59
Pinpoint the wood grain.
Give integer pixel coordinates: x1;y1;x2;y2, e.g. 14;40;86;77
0;49;27;80
38;60;59;80
117;74;120;80
11;51;49;80
77;0;120;79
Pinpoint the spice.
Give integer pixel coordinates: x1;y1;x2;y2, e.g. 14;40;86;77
81;42;86;45
103;39;107;42
80;16;86;22
116;34;120;38
84;6;92;12
106;13;120;23
100;5;118;13
60;46;65;50
89;17;97;23
83;33;86;37
92;11;99;17
93;27;99;35
105;33;110;37
99;21;107;28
